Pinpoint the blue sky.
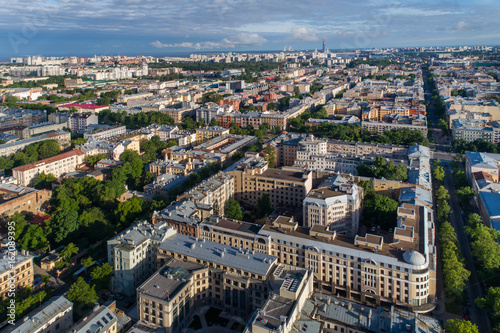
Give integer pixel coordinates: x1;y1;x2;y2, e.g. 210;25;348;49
1;0;499;60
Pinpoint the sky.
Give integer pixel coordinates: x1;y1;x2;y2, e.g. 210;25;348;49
0;0;499;60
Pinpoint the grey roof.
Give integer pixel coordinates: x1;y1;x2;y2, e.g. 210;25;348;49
159;233;277;276
0;252;32;274
466;151;500;169
6;296;72;333
70;305;117;333
158;200;201;224
399;186;433;207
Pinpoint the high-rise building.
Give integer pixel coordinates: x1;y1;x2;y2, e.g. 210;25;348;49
323;39;326;53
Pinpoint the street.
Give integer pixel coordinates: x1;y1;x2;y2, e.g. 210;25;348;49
442;164;491;332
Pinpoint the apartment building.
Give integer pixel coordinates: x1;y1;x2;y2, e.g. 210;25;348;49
0;184;51;218
195;126;230;144
69;304;118;333
452;118;500;143
177;172;234;216
193;134;257;157
83;125;126;140
199;217;270;254
147;159;203;176
67;113;98;134
12;150;85;186
152;200;203;237
361;115;427;136
327;140;408;159
132;229;314;332
4;296;73;333
107;221;178;297
259;203;436;312
227;154;313;210
303;175;362;236
0;251;34;297
0;108;47;131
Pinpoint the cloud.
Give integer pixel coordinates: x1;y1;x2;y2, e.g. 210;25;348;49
285;27;319;42
454;21;474;31
151;33;266;49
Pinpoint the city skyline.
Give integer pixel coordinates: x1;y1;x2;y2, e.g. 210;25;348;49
1;0;499;60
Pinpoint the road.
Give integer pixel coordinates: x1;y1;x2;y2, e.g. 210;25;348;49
442;164;491;332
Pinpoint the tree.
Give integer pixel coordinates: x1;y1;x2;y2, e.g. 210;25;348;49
432;165;445;183
457;186;474;207
453;168;468;188
41;275;50;285
81;256;96;268
225;198;243;220
33;172;57;190
469;224;500;271
37;140;61;159
90;263;113;290
263;145;276;168
51;210;79;243
115;197;144;225
435;186;450;203
60;243;79;259
67;277;98;308
444;319;479;333
476;287;500;322
363;193;399;229
86;153;108;166
209;118;219;126
257;193;272;219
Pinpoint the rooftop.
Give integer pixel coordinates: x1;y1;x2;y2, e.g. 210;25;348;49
12;150;84;172
159;233;277;276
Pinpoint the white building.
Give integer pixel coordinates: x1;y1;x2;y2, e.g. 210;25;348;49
303;175;362;236
12;150;85;186
67;113;98;134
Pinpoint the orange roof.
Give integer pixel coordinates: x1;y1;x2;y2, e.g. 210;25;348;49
12;150;84;172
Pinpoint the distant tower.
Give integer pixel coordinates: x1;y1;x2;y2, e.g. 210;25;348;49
322;39;326;53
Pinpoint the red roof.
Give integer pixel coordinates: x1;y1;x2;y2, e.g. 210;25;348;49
60;103;108;109
12;150;85;172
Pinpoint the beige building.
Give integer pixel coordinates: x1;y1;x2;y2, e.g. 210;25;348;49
0;251;34;298
12;150;85;186
136;232;313;333
177;172;234;216
0;184;51;219
303;175;362;236
227;154;313;210
195;126;230;144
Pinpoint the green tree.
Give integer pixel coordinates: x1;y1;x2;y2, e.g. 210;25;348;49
52;210;79;243
115;197;144;224
257;193;272;219
225;197;243;220
67;277;98;308
81;256;96;268
432;165;445;183
86;153;108;166
263;145;276;168
457;186;474;207
60;243;79;259
436;186;450;202
41;275;50;285
444;319;479;333
363;193;399;229
469;224;500;271
90;263;113;290
37;140;61;159
476;287;500;323
209;118;219;126
33;172;57;190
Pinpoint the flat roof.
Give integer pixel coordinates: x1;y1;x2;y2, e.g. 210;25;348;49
138;260;203;300
159;233;277;276
260;169;307;182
